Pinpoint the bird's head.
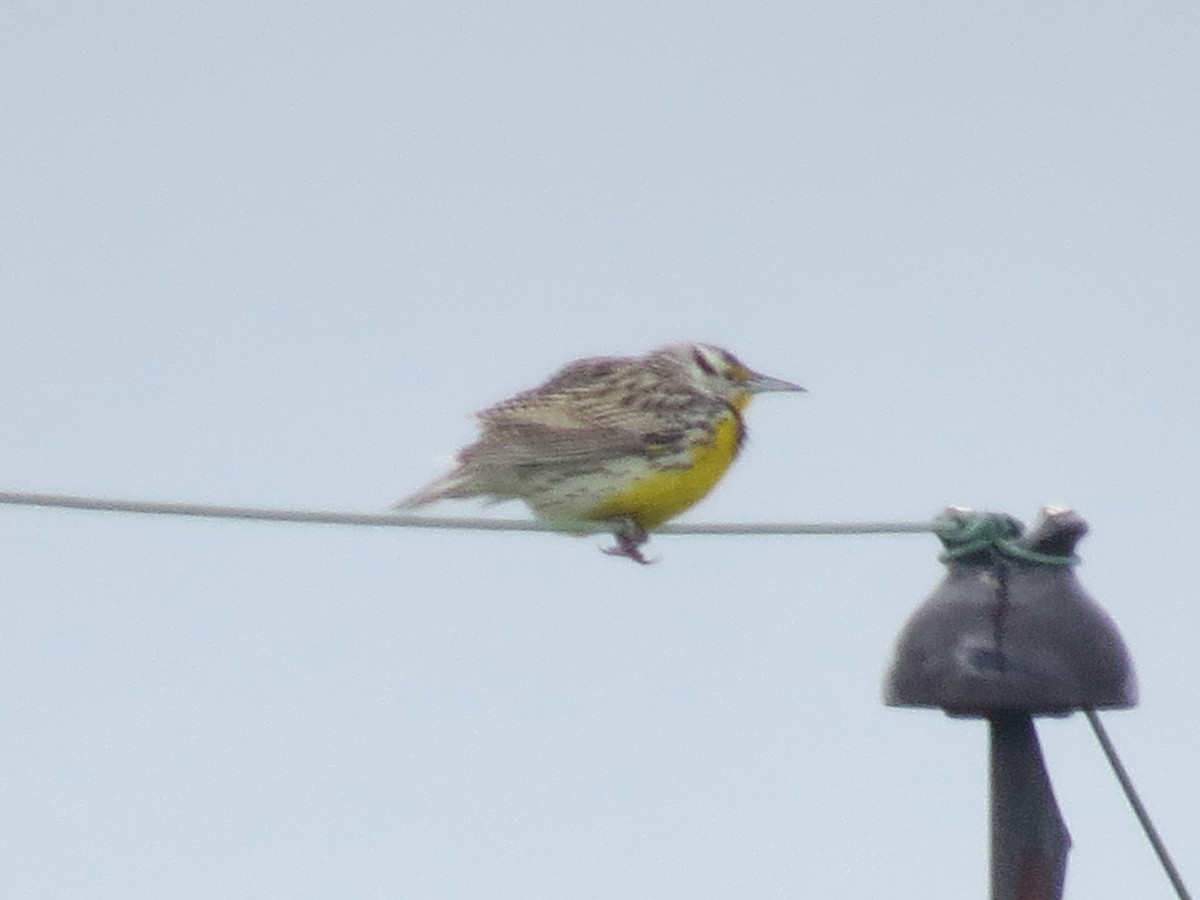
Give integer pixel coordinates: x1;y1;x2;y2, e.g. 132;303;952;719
659;343;806;410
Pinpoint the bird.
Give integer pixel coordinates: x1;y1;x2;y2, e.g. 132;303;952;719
396;342;805;563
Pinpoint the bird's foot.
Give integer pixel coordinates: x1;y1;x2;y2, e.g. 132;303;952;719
601;519;656;564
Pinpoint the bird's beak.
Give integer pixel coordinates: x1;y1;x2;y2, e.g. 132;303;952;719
746;371;807;394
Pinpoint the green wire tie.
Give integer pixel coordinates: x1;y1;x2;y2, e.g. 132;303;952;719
933;510;1079;566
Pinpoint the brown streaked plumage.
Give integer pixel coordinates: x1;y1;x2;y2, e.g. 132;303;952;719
398;343;805;562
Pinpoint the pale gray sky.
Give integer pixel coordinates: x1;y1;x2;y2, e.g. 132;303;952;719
2;4;1197;897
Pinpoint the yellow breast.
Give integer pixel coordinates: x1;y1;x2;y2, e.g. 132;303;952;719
585;409;745;530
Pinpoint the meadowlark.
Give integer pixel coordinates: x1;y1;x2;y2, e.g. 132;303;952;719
397;342;805;562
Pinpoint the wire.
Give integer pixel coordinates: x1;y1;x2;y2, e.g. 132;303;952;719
1085;709;1193;900
0;490;934;537
5;488;1190;896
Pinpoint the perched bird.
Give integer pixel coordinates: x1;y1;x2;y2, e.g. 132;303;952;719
397;342;805;562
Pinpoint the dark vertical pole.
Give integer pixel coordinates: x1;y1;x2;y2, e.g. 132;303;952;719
990;713;1070;900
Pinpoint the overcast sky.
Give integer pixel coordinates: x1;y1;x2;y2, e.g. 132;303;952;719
2;4;1197;898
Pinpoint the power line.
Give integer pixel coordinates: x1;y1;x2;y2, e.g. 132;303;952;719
4;488;1191;895
0;490;934;537
1085;709;1193;900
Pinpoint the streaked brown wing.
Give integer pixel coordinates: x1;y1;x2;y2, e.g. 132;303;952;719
478;354;708;436
457;419;653;468
459;355;709;468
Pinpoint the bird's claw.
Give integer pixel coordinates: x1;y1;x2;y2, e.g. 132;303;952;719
601;520;656;564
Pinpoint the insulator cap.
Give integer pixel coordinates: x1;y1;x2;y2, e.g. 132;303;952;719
885;507;1136;717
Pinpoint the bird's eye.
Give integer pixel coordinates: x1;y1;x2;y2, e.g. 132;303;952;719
691;348;717;375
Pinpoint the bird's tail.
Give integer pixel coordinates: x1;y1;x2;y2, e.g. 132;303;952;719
393;469;477;510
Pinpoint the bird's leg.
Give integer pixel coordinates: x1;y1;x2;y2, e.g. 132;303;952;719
601;518;654;564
